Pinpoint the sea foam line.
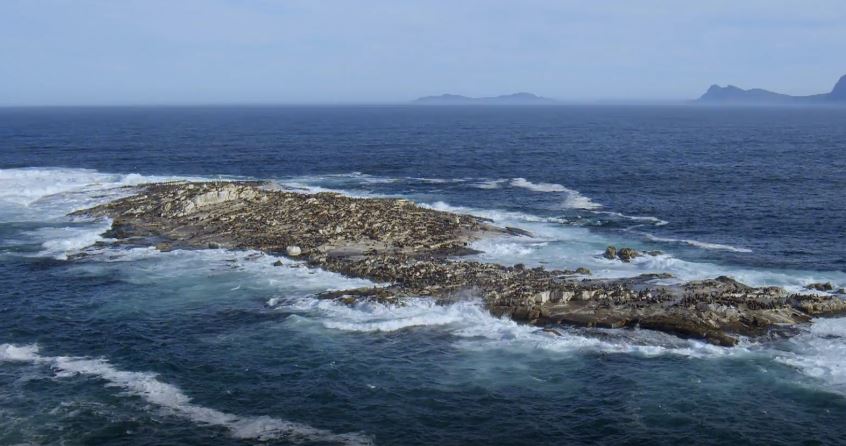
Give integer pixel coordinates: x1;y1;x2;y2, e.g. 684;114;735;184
596;211;669;226
0;344;372;445
509;178;602;209
274;297;742;359
509;177;569;193
644;234;752;253
471;179;508;189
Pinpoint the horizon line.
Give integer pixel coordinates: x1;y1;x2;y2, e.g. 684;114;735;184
0;99;709;108
4;101;846;108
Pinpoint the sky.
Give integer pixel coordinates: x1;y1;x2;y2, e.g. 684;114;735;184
1;0;845;105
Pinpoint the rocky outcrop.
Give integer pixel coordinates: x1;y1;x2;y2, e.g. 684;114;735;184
81;181;501;258
75;181;846;347
604;245;639;262
617;247;638;262
806;282;834;292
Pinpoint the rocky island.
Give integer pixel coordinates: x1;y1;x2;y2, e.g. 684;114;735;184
413;92;555;105
698;73;846;104
75;181;846;347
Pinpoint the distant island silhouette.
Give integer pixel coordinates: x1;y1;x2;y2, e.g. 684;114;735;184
413;92;555;105
698;74;846;104
412;77;846;106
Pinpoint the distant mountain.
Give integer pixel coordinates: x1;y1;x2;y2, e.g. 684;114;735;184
413;92;555;105
830;74;846;100
698;74;846;104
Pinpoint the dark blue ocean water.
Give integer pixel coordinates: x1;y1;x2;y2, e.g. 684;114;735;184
1;106;846;445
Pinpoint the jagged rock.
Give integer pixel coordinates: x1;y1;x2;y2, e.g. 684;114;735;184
604;246;617;260
806;282;833;291
273;260;284;266
617;247;638;262
505;226;533;237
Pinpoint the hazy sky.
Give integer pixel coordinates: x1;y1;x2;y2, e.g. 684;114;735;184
2;0;845;105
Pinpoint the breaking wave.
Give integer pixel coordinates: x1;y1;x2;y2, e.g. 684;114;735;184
271;296;846;395
509;178;569;193
0;344;373;445
774;318;846;395
472;179;508;189
272;297;740;359
0;167;203;207
597;211;669;226
24;220;114;260
509;178;602;209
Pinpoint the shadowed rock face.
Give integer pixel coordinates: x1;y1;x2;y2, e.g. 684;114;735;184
76;181;846;347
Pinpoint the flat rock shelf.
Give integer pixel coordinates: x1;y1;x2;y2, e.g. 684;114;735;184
75;181;846;347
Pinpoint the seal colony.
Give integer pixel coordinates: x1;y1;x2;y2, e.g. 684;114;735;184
75;181;846;347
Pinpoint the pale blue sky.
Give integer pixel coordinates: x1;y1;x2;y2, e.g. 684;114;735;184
1;0;845;105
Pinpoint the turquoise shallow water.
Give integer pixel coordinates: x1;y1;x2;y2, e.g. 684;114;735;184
1;106;846;445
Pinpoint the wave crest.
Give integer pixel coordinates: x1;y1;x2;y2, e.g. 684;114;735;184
645;234;752;253
509;178;601;209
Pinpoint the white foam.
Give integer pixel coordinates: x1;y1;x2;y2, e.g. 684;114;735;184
597;211;669;226
599;251;845;291
26;219;114;260
561;192;602;210
773;318;846;394
509;178;568;193
471;240;546;258
420;200;568;225
0;344;41;362
0;167;111;207
0;167;207;222
644;234;752;253
472;179;508;189
271;296;846;396
0;343;372;445
409;177;452;184
509;178;601;209
272;297;743;359
273;180;378;198
420;200;845;291
284;172;471;187
305;298;468;332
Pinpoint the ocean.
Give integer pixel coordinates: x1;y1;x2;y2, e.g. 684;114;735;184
1;105;845;445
